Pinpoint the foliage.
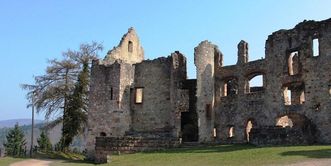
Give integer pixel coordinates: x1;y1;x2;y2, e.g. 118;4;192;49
61;63;89;148
21;41;103;150
3;124;27;157
0;123;45;150
37;131;52;152
54;140;64;152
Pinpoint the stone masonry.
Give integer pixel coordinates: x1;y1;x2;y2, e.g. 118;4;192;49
87;19;331;162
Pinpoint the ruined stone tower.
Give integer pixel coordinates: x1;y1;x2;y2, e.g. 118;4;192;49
86;28;189;162
87;19;331;163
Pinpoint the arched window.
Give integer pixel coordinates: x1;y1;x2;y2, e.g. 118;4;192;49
245;120;254;142
288;51;300;75
228;126;235;138
128;41;133;53
100;132;107;137
247;73;264;93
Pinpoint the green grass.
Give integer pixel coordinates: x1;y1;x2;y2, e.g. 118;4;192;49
49;144;331;166
3;145;330;166
0;157;25;165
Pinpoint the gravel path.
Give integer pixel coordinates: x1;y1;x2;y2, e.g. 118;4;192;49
10;159;52;166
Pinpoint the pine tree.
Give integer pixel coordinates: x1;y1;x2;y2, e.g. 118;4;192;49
37;131;52;152
4;123;27;157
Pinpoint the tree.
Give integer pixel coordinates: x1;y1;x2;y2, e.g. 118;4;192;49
22;58;79;120
37;131;52;152
61;62;89;148
22;41;103;150
4;123;26;157
61;42;102;149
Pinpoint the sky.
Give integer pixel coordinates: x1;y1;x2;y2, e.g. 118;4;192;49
1;0;331;121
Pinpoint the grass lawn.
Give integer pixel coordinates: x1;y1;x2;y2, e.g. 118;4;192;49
49;144;331;166
0;157;25;165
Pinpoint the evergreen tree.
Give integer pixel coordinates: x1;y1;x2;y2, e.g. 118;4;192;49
37;131;52;152
62;62;89;149
4;123;26;157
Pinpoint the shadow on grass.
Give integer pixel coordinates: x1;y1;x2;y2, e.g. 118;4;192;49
281;149;331;158
140;144;257;154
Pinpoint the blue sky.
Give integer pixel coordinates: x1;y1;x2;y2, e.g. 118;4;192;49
1;0;331;120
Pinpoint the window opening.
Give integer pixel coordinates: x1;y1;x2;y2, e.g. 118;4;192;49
135;88;143;104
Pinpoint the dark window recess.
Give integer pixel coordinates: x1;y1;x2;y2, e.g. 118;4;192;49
110;87;113;100
223;78;238;96
128;41;133;53
100;132;106;137
206;104;212;119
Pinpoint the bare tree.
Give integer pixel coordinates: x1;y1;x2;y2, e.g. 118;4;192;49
21;41;103;129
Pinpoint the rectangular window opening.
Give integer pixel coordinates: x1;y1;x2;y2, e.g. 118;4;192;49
313;38;319;57
284;88;292;105
206;104;212;119
135;88;143;104
110;87;113;100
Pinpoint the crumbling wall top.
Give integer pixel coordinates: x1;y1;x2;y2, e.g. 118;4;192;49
103;27;144;65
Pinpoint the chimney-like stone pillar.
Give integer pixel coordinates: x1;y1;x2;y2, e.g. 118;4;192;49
237;40;249;64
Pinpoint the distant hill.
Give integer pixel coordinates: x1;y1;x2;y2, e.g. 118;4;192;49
0;120;85;152
0;119;43;128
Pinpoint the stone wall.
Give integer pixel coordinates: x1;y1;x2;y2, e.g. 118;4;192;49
86;60;135;159
131;57;173;132
87;28;188;160
95;136;180;164
213;18;331;145
250;126;313;146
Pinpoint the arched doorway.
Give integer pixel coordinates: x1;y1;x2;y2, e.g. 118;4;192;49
245;119;255;142
275;113;316;143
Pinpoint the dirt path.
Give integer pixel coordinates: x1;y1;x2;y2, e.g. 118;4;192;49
10;159;52;166
280;159;331;166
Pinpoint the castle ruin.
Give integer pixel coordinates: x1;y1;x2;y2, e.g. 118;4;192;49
86;19;331;163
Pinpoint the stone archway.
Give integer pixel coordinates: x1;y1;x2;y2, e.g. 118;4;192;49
276;113;316;144
245;119;255;142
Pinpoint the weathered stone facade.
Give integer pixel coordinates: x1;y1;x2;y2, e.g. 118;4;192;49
87;19;331;162
86;28;188;161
